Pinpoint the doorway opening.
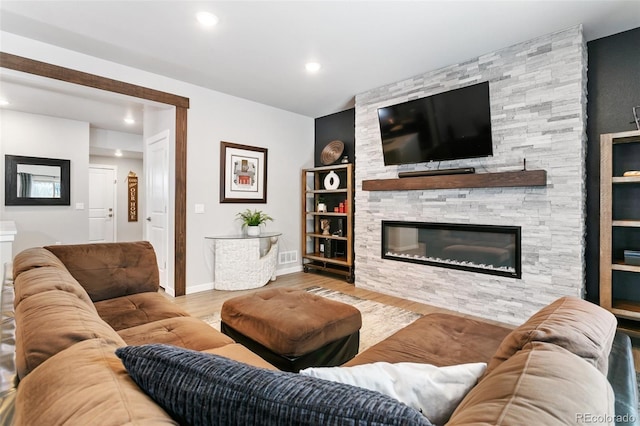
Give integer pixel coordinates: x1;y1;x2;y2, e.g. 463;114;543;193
1;52;189;296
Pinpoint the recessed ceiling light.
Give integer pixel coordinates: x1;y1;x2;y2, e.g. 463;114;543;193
0;99;9;106
305;62;321;73
197;11;219;28
124;117;135;125
115;150;123;157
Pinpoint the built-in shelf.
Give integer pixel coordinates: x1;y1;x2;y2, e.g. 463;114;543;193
600;130;640;336
612;262;640;273
613;176;640;184
362;169;547;191
306;212;348;217
612;220;640;227
612;299;640;320
306;233;348;241
303;253;349;266
306;189;349;194
301;164;354;283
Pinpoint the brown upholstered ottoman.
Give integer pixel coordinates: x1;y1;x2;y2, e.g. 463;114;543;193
221;288;362;372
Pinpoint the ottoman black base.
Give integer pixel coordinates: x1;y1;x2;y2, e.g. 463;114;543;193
221;321;359;372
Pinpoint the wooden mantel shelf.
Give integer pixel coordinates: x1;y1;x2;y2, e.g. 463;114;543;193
362;170;547;191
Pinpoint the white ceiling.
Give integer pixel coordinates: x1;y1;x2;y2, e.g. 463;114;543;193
0;68;149;134
0;0;638;133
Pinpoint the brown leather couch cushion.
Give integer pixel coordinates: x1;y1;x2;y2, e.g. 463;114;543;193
15;290;125;379
345;312;512;367
94;292;190;331
12;247;68;279
45;241;159;302
485;296;617;376
118;316;234;350
221;288;362;356
14;338;177;425
13;267;95;310
447;342;615;425
203;343;279;370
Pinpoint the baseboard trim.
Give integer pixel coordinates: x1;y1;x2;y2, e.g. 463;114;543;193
276;265;303;276
185;265;303;295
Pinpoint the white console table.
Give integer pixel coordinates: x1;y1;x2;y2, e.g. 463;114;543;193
205;232;281;291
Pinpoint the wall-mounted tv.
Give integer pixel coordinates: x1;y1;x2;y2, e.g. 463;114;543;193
377;82;493;166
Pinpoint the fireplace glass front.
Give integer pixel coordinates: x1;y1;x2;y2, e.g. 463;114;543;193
382;221;521;278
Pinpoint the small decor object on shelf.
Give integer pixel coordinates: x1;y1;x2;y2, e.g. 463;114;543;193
320;140;344;165
321;219;331;236
340;155;349;164
236;209;273;236
324;171;340;190
324;238;334;258
624;250;640;266
623;170;640;177
317;196;327;212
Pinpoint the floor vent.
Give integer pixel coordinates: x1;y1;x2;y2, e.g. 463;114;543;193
279;250;298;264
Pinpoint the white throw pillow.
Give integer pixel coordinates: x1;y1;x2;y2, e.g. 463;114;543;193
300;361;486;425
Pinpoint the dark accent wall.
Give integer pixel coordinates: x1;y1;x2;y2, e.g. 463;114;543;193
585;27;640;303
314;109;355;167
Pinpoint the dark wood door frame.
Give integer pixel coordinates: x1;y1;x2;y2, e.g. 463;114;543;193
1;52;189;296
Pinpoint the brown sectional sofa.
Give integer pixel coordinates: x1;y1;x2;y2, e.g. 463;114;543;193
11;242;273;425
6;241;638;425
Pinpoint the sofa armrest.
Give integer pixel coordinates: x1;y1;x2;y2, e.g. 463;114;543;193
607;331;639;426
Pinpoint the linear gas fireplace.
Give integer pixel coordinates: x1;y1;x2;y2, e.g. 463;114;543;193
382;221;521;278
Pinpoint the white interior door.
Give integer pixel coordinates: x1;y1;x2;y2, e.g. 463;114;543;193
89;165;117;243
145;130;170;287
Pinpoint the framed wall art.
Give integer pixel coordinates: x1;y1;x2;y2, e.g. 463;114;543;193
220;142;268;203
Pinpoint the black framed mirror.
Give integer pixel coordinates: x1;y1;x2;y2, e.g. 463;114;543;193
5;155;71;206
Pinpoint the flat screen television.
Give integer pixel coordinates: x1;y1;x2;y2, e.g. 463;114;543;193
377;82;493;166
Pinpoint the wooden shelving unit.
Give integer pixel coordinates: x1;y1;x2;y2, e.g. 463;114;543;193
362;169;546;191
301;164;354;282
600;129;640;335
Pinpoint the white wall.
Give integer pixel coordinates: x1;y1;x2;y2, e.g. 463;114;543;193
91;128;143;153
0;110;90;254
89;155;144;242
2;31;315;293
185;89;313;293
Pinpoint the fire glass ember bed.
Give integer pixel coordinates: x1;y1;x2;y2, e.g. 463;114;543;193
382;221;521;278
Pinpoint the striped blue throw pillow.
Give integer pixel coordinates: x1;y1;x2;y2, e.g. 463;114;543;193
116;344;432;426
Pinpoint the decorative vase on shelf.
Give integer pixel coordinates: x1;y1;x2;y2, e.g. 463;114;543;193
324;171;340;190
247;225;260;236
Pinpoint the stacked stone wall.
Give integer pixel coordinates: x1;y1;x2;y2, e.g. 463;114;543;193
354;25;587;324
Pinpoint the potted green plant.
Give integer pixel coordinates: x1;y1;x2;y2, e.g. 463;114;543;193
317;196;327;213
236;209;273;236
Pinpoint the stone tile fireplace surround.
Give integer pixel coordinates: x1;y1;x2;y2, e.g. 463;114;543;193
354;25;587;325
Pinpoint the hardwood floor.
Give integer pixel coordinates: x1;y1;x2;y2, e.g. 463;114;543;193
165;271;513;329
